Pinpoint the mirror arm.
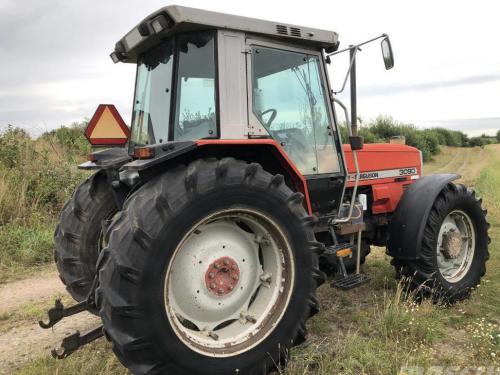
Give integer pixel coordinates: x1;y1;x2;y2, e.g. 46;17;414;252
326;33;387;57
350;46;358;136
329;33;388;95
332;47;358;95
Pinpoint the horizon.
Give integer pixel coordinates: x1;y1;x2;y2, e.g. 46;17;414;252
2;115;497;139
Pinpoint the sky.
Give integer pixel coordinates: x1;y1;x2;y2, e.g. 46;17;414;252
0;0;499;136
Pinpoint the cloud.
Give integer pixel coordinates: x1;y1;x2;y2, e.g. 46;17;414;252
360;73;500;97
0;0;499;136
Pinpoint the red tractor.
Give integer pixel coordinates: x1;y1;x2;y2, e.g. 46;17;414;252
42;6;489;375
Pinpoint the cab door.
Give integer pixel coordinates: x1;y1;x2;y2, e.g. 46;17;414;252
246;39;346;214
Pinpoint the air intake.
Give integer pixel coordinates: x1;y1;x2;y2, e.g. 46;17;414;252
276;25;288;35
290;27;302;37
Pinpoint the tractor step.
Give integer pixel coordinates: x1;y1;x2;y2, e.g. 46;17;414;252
324;242;354;256
331;273;370;290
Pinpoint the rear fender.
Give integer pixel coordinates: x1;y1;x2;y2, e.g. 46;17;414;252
196;140;312;214
387;173;460;260
120;139;312;214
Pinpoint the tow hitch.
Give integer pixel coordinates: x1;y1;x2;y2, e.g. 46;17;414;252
39;278;103;358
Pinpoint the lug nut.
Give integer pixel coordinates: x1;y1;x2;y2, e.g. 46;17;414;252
207;331;219;340
209;273;215;279
218;288;224;294
214;263;220;269
231;264;238;270
232;274;239;281
223;259;229;266
210;283;216;289
240;312;257;324
228;285;233;291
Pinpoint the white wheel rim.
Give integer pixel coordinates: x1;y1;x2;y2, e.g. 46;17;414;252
437;209;475;283
164;208;295;357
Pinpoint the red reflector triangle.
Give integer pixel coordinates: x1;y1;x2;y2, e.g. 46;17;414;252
85;104;130;145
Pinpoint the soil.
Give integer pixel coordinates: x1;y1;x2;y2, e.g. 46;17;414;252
0;270;100;374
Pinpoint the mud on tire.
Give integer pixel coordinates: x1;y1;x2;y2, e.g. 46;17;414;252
54;172;117;302
392;183;489;303
97;158;326;375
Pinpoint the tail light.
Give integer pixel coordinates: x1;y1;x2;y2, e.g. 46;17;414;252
133;147;155;159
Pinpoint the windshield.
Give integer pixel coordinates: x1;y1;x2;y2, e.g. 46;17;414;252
129;31;217;150
130;40;174;147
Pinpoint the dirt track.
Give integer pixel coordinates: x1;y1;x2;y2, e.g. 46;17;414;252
0;271;100;374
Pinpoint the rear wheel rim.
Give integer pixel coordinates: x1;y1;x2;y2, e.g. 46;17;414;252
164;208;295;357
437;209;475;283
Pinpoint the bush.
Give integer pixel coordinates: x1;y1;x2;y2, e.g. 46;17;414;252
431;128;466;147
40;121;90;159
0;124;90;279
469;137;486;147
0;126;31;169
355;116;476;161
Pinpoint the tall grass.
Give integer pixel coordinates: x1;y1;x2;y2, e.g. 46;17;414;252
0;124;89;282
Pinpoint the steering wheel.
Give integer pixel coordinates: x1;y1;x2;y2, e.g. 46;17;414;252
261;109;277;128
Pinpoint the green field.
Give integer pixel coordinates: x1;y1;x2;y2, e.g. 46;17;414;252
2;142;499;374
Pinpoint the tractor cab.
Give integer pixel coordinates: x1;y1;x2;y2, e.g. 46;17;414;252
108;5;354;214
105;6;400;217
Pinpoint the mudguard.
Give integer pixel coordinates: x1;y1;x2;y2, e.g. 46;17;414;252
387;173;460;260
81;139;313;213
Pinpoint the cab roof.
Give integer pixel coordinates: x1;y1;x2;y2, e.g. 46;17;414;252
112;5;339;63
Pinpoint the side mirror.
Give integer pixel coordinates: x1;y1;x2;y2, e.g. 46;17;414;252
381;36;394;70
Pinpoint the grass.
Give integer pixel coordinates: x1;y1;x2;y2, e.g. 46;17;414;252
283;145;500;374
0;294;73;334
0;125;89;283
4;137;499;374
16;341;127;375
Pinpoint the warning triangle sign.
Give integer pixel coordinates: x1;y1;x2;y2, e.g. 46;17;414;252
85;104;130;145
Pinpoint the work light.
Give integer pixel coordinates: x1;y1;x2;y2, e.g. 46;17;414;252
151;15;171;34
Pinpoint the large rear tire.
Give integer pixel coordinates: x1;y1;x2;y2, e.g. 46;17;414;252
54;172;117;302
392;183;489;303
97;158;325;375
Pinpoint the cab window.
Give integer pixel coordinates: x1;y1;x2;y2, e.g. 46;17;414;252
173;32;217;141
251;46;340;175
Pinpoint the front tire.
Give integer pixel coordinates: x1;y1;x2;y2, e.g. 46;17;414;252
97;158;325;375
392;183;489;303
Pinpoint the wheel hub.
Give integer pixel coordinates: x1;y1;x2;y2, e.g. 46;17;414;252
165;209;295;356
441;230;463;259
205;256;240;296
437;210;475;282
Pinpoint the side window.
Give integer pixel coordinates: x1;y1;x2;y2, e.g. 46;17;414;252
251;46;339;175
173;32;217;140
130;40;174;146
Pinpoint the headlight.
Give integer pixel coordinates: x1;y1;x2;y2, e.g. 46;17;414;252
123;28;145;51
151;15;171;34
110;52;123;63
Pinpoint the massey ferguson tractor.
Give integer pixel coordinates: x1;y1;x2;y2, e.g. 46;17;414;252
41;5;489;375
